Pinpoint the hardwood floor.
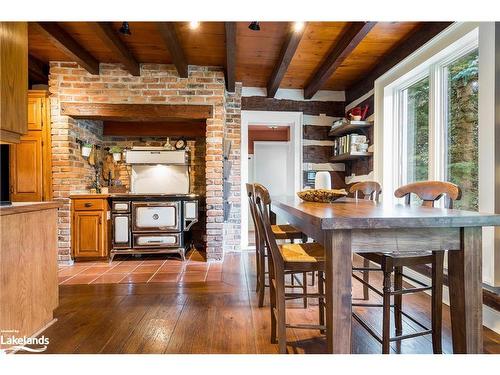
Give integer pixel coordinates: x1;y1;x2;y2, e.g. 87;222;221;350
33;253;499;354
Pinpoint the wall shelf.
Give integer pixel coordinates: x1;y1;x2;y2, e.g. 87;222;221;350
328;120;373;137
330;152;373;162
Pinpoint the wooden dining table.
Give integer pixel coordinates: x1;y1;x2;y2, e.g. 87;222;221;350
271;196;500;354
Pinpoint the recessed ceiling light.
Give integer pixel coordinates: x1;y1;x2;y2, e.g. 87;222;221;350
293;22;305;32
189;21;200;30
118;22;131;36
268;126;278;129
248;22;260;31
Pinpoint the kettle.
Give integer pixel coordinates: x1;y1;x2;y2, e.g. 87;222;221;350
347;105;369;121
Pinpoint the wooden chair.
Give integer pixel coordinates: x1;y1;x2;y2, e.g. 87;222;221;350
352;181;461;354
246;183;308;308
253;183;326;353
349;181;382;300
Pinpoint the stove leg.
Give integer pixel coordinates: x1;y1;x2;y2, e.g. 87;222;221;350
180;248;186;261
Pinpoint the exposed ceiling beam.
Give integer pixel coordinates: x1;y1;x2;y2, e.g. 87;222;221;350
91;22;140;76
28;54;49;83
304;22;376;99
156;22;188;78
267;22;305;98
33;22;100;75
242;96;345;117
224;22;236;92
60;103;213;121
103;121;206;138
345;22;452;103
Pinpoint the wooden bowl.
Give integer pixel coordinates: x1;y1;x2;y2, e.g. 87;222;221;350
297;189;348;203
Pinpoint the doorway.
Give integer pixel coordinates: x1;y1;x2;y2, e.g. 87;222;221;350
241;111;303;249
248;133;293;244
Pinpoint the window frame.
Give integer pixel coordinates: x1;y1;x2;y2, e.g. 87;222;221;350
378;26;479;205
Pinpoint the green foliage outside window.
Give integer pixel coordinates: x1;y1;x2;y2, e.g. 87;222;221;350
406;77;430;183
447;49;478;211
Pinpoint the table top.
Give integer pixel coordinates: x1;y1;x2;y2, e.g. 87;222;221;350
0;201;63;216
271;197;500;230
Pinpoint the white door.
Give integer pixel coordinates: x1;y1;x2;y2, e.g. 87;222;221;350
253;141;293;224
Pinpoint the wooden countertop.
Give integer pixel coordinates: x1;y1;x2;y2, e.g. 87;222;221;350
70;194;111;199
0;201;63;216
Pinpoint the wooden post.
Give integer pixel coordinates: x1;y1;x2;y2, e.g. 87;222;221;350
324;229;352;353
448;227;483;353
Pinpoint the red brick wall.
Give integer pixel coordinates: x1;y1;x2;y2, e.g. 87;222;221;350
49;62;241;262
223;84;242;252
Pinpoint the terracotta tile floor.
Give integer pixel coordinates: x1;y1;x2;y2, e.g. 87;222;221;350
57;250;220;285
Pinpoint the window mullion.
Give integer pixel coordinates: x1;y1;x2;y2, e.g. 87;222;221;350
429;63;440;182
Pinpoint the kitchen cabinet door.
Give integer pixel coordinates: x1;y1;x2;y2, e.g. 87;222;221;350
27;96;44;131
9;91;52;202
73;211;107;258
0;22;28;143
9;130;43;201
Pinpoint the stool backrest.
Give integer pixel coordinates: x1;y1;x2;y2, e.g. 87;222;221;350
394;181;462;208
349;181;382;202
246;183;264;252
246;183;258;230
253;183;284;269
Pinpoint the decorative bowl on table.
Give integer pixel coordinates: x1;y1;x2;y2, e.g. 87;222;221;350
297;189;348;203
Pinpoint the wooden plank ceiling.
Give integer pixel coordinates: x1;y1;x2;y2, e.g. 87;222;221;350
28;21;426;95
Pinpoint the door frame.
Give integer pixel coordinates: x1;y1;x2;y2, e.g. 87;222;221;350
240;110;303;250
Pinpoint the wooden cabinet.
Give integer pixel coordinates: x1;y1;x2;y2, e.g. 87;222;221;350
71;196;110;260
1;202;61;340
0;22;28;144
9;91;52;201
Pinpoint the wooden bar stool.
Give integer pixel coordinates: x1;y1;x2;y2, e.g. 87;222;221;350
253;183;326;354
351;181;461;354
349;182;382;301
246;184;309;308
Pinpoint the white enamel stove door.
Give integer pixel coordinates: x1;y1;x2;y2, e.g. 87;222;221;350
134;202;180;231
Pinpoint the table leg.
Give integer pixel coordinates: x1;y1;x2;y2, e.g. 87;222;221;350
324;229;352;354
448;227;483;353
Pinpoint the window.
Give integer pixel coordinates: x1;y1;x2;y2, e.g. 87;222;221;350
444;49;479;210
401;76;430;183
381;28;479;210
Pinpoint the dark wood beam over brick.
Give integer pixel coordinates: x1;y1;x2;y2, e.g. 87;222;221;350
345;22;452;103
92;22;140;76
33;22;100;75
304;22;376;99
60;103;213;121
157;22;188;78
103;121;206;138
224;22;236;92
242;96;344;117
267;22;305;98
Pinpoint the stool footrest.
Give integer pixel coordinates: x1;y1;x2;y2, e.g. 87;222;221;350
352;273;384;297
286;323;326;330
285;292;325;299
389;329;433;342
390;286;432;296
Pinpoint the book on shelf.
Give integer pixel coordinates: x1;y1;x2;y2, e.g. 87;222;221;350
332;134;368;156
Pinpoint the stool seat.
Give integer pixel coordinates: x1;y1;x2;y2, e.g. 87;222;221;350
279;242;325;263
271;224;303;239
